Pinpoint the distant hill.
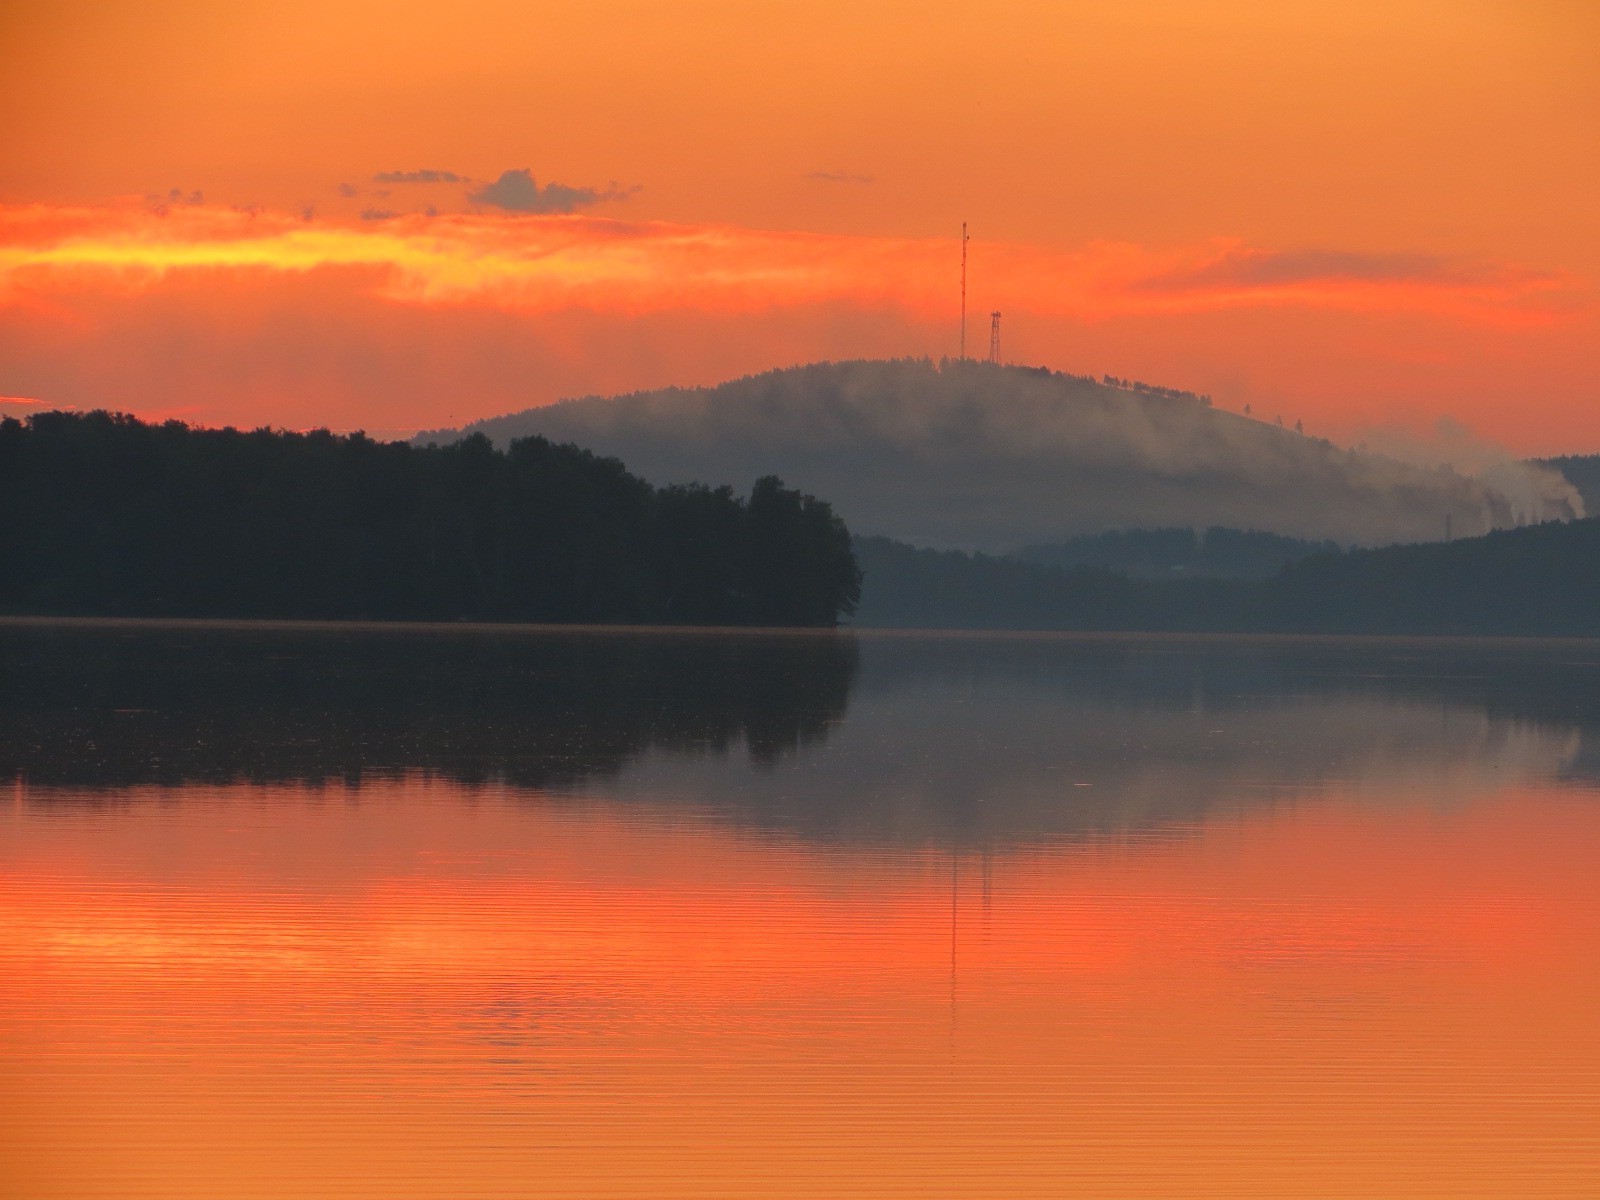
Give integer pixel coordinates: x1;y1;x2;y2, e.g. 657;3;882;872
853;519;1600;636
418;358;1580;551
1268;519;1600;636
1012;526;1337;580
851;535;1164;630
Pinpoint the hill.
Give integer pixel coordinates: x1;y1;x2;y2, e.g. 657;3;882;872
418;358;1580;551
1012;526;1337;580
853;518;1600;637
0;411;861;626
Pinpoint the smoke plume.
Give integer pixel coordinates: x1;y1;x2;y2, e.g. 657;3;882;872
1360;415;1583;527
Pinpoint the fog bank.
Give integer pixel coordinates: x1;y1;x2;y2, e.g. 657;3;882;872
419;359;1581;550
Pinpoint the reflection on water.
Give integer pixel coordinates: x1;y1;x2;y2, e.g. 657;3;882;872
7;621;1600;842
3;621;1600;1197
0;620;858;791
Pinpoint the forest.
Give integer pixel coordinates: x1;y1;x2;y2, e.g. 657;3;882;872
0;411;862;626
853;522;1600;637
1013;526;1339;580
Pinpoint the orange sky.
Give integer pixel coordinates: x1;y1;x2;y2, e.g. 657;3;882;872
1;0;1596;450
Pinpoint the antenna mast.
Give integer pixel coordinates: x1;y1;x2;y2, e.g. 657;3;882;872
988;311;1001;364
959;222;969;360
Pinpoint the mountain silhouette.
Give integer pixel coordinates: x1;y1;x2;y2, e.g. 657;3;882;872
417;358;1580;551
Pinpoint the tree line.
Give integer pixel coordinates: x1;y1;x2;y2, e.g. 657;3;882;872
852;521;1600;637
0;411;862;626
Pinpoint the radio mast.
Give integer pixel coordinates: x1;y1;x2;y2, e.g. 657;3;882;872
988;311;1001;364
959;222;969;360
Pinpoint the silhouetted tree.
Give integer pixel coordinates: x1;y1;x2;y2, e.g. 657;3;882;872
0;411;862;626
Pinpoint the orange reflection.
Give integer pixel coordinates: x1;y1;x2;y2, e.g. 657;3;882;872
3;779;1600;1196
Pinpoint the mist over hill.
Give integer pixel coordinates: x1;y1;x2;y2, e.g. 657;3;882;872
1540;454;1600;518
417;359;1581;551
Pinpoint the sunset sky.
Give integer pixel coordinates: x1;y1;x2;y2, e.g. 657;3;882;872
2;0;1596;451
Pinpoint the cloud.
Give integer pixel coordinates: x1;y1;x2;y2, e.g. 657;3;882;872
805;171;874;185
1129;242;1570;316
146;188;204;215
467;168;634;214
373;169;468;184
337;182;360;198
0;200;1589;451
0;205;1578;331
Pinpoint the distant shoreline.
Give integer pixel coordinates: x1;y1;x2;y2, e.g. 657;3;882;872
5;613;1597;649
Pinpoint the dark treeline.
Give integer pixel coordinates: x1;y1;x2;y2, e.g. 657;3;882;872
1013;526;1338;581
851;536;1180;630
855;519;1600;636
1268;520;1600;635
0;411;862;625
1099;374;1213;407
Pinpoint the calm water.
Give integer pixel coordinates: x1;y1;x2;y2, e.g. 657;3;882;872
4;620;1600;1198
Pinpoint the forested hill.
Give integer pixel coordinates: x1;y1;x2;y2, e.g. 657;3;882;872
418;358;1581;549
852;518;1600;637
0;411;862;626
1013;526;1337;580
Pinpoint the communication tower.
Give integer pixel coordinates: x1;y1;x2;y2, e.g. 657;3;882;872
988;311;1001;364
959;222;969;360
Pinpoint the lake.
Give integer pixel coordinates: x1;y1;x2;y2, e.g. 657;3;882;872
3;620;1599;1197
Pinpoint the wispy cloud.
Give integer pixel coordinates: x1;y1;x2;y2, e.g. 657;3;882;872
0;201;1588;448
805;171;874;185
373;169;469;185
0;206;1579;330
1129;243;1569;314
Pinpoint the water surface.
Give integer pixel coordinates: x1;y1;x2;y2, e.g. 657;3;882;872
3;621;1599;1197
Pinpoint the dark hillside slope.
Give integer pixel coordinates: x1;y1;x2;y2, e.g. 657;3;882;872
853;519;1600;637
419;359;1579;550
1269;518;1600;636
1013;526;1337;580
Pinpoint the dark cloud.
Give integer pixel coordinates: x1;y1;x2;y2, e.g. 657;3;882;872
337;182;360;198
468;168;635;214
373;169;469;184
1141;247;1545;293
359;208;397;221
147;188;204;214
805;171;874;185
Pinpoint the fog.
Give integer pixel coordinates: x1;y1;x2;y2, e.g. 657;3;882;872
419;359;1582;550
